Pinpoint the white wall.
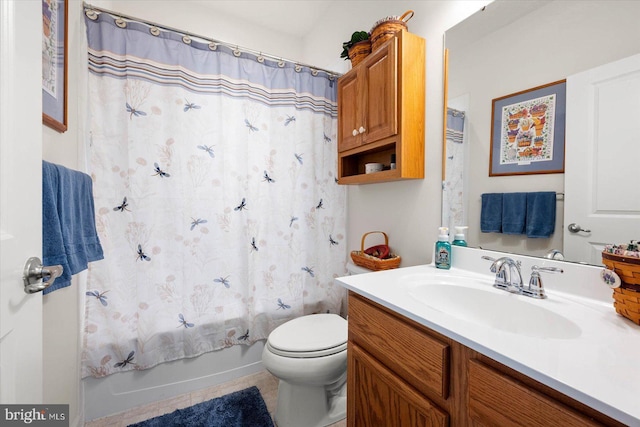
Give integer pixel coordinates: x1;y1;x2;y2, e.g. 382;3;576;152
302;1;487;267
447;1;640;257
42;2;92;425
41;1;484;423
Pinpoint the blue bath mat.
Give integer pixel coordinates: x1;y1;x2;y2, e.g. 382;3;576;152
128;386;274;427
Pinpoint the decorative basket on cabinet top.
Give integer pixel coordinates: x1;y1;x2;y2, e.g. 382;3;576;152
348;40;372;67
370;10;414;52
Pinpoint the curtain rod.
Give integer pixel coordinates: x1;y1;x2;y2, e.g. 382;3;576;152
82;2;342;78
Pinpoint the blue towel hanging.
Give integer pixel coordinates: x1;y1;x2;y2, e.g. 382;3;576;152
502;193;527;234
526;192;556;238
480;193;503;233
42;161;104;294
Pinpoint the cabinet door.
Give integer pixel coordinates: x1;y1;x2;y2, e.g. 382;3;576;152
362;38;397;144
348;343;448;427
338;70;360;152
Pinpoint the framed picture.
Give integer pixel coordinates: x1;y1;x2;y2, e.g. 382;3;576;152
42;0;68;132
489;80;566;176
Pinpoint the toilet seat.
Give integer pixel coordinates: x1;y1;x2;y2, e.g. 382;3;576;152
267;313;347;358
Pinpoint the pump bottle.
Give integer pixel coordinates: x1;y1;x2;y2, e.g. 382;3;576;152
435;227;451;269
452;226;468;247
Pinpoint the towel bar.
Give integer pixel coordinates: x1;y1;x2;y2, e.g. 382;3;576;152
479;192;564;201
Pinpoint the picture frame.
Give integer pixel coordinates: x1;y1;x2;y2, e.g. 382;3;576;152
489;80;566;176
42;0;68;133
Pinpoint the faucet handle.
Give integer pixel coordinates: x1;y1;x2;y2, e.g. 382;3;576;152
482;256;512;289
532;265;564;276
526;265;564;299
481;255;496;269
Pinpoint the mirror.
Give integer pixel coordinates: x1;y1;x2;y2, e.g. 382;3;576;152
443;0;640;264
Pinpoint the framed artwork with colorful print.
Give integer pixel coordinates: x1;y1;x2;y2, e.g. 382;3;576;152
489;80;566;176
42;0;68;132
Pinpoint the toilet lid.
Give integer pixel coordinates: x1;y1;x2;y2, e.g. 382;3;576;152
267;313;347;358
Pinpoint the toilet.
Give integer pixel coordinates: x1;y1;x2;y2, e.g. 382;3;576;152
262;262;370;427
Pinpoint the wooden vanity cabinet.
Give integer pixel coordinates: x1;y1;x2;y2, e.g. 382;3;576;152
347;292;626;427
337;31;425;184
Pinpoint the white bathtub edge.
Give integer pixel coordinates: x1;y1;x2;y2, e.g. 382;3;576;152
84;340;266;421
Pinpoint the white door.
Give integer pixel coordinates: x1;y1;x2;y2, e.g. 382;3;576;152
564;53;640;265
0;1;44;403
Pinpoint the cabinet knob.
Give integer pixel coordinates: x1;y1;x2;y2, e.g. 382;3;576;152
359;126;366;134
352;129;358;136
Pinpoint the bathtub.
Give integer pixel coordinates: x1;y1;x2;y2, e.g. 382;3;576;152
83;340;266;420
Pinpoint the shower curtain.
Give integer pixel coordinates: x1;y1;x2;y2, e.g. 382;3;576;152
82;12;346;378
442;107;466;231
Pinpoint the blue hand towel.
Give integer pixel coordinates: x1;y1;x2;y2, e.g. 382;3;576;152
42;161;104;294
502;192;527;234
480;193;503;233
526;192;556;238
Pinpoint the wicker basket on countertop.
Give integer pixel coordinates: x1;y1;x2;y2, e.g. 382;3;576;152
351;231;401;271
602;249;640;325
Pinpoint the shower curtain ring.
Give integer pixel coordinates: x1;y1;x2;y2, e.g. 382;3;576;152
233;47;242;57
85;9;98;20
115;17;127;28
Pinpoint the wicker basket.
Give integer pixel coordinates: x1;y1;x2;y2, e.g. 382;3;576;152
351;231;401;271
370;10;414;52
348;40;372;67
602;252;640;325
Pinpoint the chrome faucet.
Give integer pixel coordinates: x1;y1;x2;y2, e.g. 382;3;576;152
544;249;565;260
482;256;523;293
481;256;564;299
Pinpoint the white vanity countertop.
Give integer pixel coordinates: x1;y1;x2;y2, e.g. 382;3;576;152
337;247;640;426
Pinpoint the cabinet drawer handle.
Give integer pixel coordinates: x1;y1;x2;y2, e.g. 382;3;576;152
359;126;366;134
352;129;358;136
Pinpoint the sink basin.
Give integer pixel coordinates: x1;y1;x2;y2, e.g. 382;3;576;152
406;277;582;339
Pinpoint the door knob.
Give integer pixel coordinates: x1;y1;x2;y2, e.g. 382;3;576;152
352;129;358;136
358;126;366;134
567;223;591;233
23;257;63;294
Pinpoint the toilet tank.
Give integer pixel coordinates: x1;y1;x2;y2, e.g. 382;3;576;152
346;262;373;275
341;263;373;318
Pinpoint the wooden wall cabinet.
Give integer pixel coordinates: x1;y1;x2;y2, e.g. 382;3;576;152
347;292;625;426
337;31;425;184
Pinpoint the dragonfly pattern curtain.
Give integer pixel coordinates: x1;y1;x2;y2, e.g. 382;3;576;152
442;108;466;232
82;13;346;378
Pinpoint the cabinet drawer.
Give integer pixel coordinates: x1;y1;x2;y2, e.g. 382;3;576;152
468;360;601;426
348;293;450;399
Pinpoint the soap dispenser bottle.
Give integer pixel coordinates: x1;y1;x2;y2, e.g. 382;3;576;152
452;226;468;247
435;227;451;270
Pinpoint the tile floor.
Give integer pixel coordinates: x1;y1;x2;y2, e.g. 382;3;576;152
84;369;347;427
